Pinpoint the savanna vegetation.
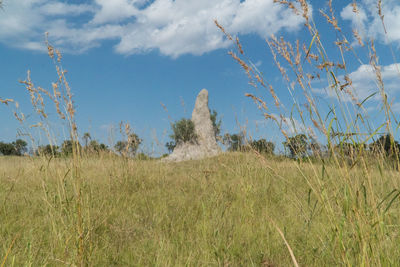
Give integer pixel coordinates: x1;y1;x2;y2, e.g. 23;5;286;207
1;0;400;266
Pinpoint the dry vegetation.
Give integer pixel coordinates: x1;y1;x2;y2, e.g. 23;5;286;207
1;153;400;266
1;0;400;266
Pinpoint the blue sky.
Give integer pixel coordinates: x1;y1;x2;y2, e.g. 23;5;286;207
0;0;400;155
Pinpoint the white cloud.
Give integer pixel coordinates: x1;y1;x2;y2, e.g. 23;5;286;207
341;0;400;46
40;2;94;16
90;0;140;25
0;0;309;57
312;63;400;105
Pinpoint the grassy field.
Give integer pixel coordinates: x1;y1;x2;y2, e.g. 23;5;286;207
1;152;400;266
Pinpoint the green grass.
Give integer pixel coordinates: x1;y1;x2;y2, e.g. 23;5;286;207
1;153;400;266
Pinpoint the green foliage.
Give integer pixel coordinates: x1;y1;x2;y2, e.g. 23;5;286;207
336;142;366;158
165;141;176;153
171;118;197;144
166;118;197;152
36;144;60;157
13;139;28;155
210;109;222;138
370;134;400;156
0;142;17;156
61;140;74;156
114;133;142;156
0;139;27;156
223;133;245;151
249;139;275;155
283;134;308;158
87;140;108;153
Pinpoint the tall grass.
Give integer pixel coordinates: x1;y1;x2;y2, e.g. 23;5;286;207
216;0;400;265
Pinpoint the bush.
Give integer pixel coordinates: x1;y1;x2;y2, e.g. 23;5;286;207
223;133;245;152
250;139;275;155
0;139;27;156
36;144;60;157
114;133;142;157
283;134;308;158
166;118;197;152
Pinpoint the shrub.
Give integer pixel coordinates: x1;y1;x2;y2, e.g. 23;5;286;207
114;133;142;157
223;133;245;152
283;134;308;158
250;139;275;155
166;118;197;152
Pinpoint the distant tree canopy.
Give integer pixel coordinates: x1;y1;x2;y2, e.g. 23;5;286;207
335;142;366;158
283;134;308;158
61;140;79;156
36;144;60;157
223;134;274;155
369;134;400;156
87;140;108;153
0;139;27;156
223;133;245;152
114;133;142;156
249;139;275;155
35;138;108;157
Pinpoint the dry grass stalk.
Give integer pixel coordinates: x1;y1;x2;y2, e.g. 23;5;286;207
0;97;13;105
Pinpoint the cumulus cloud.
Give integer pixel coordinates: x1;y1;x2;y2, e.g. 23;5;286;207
313;63;400;105
0;0;309;57
341;0;400;46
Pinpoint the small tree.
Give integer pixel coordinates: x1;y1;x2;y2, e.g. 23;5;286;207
210;109;222;139
0;142;16;156
83;132;91;147
115;133;142;157
283;134;308;158
13;139;28;156
250;139;275;155
36;144;60;157
370;134;400;156
223;133;245;152
88;140;108;153
61;140;81;156
166;118;197;152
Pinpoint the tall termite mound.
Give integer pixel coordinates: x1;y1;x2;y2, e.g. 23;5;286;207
164;89;220;162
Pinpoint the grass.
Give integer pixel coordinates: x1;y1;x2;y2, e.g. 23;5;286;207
1;152;400;266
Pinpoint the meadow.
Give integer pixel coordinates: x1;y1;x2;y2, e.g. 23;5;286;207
1;152;400;266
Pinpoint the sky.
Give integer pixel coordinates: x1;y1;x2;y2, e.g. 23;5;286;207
0;0;399;156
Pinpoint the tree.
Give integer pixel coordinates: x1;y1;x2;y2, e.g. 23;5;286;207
166;118;197;152
0;139;28;156
283;134;308;158
336;142;366;158
223;133;245;151
87;140;108;153
36;144;60;157
83;132;91;147
165;141;176;153
370;134;400;156
250;139;275;155
13;139;28;156
210;109;222;139
115;133;142;157
0;142;16;156
61;140;81;156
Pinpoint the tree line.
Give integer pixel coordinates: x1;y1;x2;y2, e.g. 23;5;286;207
1;109;399;160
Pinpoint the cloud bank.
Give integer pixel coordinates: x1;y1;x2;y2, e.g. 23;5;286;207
0;0;308;57
341;0;400;46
